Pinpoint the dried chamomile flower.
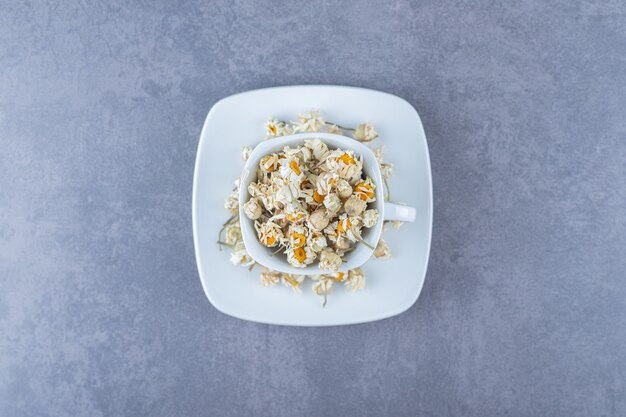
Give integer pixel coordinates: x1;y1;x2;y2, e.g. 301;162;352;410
279;156;305;184
345;267;366;292
265;118;280;136
285;207;307;223
324;220;339;244
383;220;404;232
380;163;393;180
242;145;252;161
344;194;367;217
260;268;281;287
319;248;342;272
248;182;276;212
281;273;305;293
335;179;352;199
230;242;255;267
308;233;328;252
326;124;342;135
336;214;360;243
287;224;308;248
361;209;379;228
373;238;392;259
312;276;334;296
331;271;347;281
224;222;242;246
265;117;292;137
334;236;352;252
275;182;301;205
315;172;337;196
292;110;325;133
256;221;283;247
260;153;281;172
286;246;316;267
283;144;312;163
323;193;342;214
373;146;385;164
243;198;263;220
327;149;363;184
353;123;378;142
308;208;330;231
354;178;376;202
224;190;239;215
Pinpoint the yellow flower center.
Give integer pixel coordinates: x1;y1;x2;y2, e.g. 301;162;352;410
338;153;356;165
333;272;345;281
313;190;326;203
268;124;277;135
262;235;276;246
287;212;305;222
289;160;301;175
337;218;351;234
291;232;306;248
293;247;306;262
355;182;374;201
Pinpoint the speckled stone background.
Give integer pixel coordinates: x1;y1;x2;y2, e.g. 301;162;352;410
1;1;625;416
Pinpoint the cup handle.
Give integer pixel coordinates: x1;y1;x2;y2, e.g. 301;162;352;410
384;202;416;222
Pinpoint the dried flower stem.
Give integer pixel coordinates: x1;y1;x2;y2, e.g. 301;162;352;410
356;236;376;250
217;241;235;251
325;121;355;132
383;177;391;201
269;245;284;256
223;215;239;226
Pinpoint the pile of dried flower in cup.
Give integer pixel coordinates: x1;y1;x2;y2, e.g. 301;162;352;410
219;111;402;307
244;140;379;270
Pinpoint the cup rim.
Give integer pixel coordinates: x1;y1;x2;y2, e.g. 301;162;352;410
238;132;385;274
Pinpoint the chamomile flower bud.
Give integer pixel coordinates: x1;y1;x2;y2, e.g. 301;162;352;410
243;198;262;220
362;209;379;228
242;145;252;161
373;238;392;259
308;208;330;232
335;179;353;199
353;123;378;142
345;267;366;292
312;277;334;296
344;194;367;217
224;190;239;215
260;268;280;287
319;248;342;272
323;193;342;214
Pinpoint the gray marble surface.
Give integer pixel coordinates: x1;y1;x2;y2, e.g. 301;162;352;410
1;1;625;416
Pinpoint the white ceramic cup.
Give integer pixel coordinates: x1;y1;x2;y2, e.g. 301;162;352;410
239;132;416;274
